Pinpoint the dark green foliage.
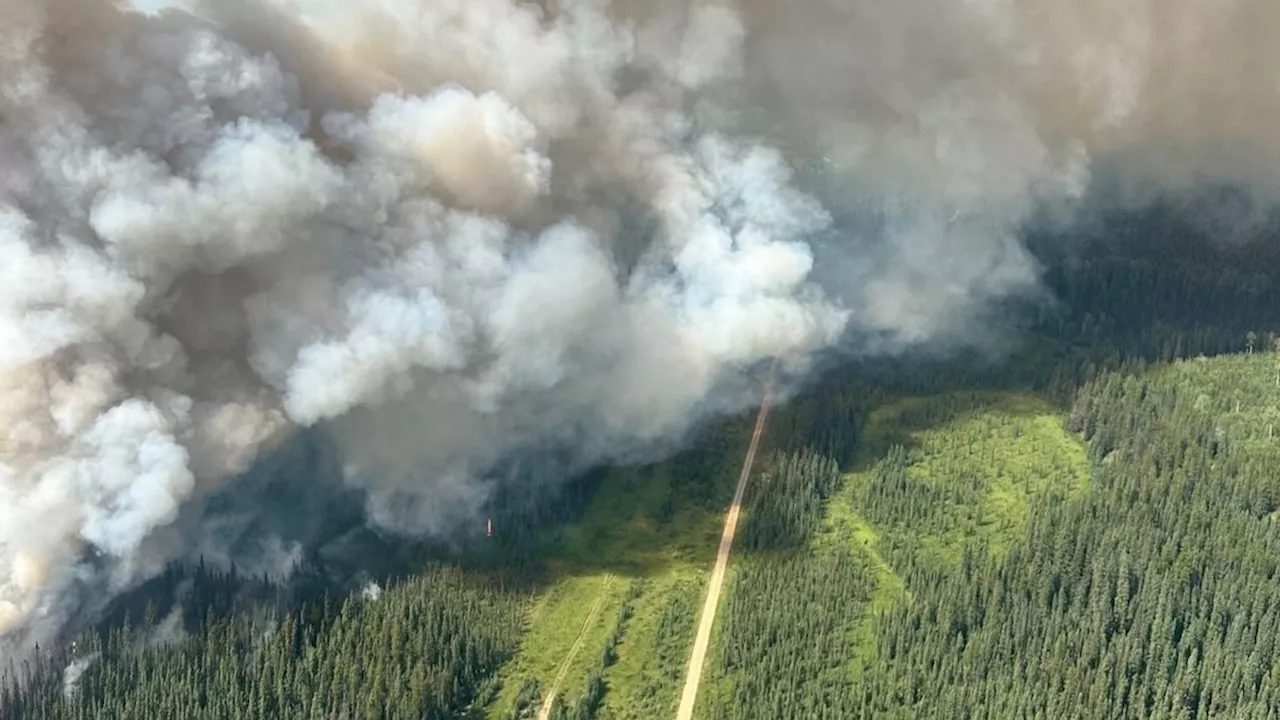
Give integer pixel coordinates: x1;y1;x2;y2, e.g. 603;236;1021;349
502;678;542;720
669;421;754;509
483;465;611;564
850;357;1280;718
712;550;872;720
705;449;873;719
10;207;1280;720
2;564;525;720
739;449;841;553
548;671;605;720
768;388;863;469
1030;202;1280;367
705;353;1280;719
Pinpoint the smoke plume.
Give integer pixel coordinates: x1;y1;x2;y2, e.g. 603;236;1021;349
2;0;1279;653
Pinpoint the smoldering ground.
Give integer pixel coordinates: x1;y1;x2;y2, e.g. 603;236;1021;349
4;0;1280;656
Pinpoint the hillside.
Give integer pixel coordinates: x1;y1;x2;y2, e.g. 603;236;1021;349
15;1;1280;718
8;209;1280;718
698;352;1280;719
695;390;1092;718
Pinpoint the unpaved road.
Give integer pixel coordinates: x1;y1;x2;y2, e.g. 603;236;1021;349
537;574;614;720
675;374;775;720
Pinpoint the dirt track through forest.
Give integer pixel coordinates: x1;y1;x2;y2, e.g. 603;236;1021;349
675;372;775;720
537;574;614;720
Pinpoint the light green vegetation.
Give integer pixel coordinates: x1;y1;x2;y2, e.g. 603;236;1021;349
846;391;1092;570
17;203;1280;720
697;390;1093;717
834;392;1090;673
552;463;731;576
836;351;1280;717
488;573;621;718
487;420;755;720
595;572;703;718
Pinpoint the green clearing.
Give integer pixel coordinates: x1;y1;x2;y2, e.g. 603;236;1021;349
841;391;1092;572
837;391;1090;677
486;417;757;720
697;390;1093;717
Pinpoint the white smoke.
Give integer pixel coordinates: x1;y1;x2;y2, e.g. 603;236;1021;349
2;0;1280;655
61;651;100;698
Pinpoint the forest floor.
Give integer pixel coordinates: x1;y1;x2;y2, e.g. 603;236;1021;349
675;381;774;720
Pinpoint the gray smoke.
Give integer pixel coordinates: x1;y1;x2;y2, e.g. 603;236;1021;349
1;0;1279;653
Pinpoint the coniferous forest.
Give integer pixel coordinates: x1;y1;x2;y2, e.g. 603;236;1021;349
7;207;1280;719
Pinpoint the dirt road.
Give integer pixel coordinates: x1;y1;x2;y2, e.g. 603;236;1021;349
537;574;614;720
675;373;775;720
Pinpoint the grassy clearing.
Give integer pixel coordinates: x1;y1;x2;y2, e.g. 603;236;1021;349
830;391;1091;675
489;573;624;717
596;570;704;719
846;391;1091;571
485;417;755;720
552;463;728;577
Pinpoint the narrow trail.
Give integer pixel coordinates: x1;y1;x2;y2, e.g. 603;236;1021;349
537;574;614;720
675;369;776;720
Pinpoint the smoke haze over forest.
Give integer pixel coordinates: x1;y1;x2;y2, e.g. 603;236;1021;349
2;0;1280;655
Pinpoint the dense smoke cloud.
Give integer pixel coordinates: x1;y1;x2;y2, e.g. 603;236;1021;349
1;0;1279;653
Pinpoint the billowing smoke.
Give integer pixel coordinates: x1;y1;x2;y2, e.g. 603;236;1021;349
1;0;1279;654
